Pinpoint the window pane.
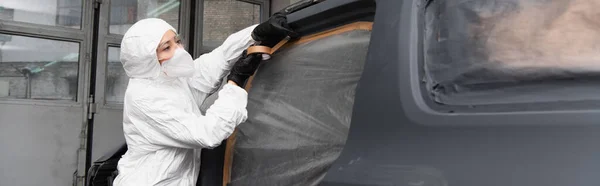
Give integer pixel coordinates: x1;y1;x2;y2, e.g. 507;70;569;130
0;34;79;101
0;0;82;29
424;0;600;105
110;0;180;35
106;47;127;104
203;0;261;49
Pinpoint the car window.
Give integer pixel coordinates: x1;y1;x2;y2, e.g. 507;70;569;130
424;0;600;105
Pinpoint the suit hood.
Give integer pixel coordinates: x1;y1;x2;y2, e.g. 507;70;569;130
120;18;176;78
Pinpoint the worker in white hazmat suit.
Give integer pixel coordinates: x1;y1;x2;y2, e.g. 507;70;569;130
113;14;295;186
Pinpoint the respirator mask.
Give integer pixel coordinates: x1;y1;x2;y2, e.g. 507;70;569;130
161;48;195;77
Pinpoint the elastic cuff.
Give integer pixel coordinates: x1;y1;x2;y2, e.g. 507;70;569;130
223;83;248;95
219;83;249;108
209;84;248;123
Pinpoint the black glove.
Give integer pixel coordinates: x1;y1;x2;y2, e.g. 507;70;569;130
227;50;262;86
251;12;298;48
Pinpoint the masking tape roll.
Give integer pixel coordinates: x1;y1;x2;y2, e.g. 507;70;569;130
247;46;273;55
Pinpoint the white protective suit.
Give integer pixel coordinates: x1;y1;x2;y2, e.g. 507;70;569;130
113;18;257;186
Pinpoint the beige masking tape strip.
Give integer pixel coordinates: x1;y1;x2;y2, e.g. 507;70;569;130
246;36;291;55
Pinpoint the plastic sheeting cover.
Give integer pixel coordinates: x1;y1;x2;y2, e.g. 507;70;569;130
225;29;371;185
424;0;600;105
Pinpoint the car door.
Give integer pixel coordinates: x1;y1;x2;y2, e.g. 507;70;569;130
203;0;377;185
324;0;600;186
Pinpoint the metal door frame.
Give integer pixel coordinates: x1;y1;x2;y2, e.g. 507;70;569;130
0;0;96;185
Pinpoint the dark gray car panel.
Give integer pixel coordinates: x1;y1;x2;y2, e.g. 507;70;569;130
323;0;600;186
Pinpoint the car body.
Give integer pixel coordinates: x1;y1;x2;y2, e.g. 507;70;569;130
89;0;600;186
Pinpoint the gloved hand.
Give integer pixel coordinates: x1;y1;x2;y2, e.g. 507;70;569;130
251;12;298;48
227;50;262;86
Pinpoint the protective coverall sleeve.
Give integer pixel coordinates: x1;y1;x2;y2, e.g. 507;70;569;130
131;84;248;149
188;25;258;93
